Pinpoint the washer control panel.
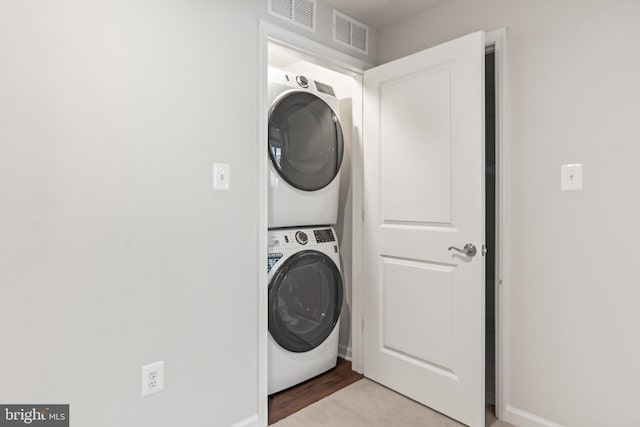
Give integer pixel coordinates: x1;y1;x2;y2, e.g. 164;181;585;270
268;228;336;249
268;227;338;273
313;228;335;243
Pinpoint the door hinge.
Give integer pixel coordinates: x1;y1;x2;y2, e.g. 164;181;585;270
482;244;488;256
362;209;365;222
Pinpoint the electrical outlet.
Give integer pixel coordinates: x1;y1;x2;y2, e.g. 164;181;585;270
141;361;164;397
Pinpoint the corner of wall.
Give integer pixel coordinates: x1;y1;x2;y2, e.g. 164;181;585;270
338;343;352;361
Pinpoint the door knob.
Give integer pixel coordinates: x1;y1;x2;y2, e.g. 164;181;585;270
448;243;477;257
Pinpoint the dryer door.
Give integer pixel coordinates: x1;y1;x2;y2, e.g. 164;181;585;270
268;92;344;191
268;250;343;353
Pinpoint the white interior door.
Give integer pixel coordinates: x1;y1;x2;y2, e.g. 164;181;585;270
362;31;485;427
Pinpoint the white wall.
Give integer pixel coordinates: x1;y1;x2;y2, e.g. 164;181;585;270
0;1;370;424
0;1;265;426
378;1;640;426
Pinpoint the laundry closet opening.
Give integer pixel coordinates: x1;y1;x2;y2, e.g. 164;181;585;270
266;40;360;402
265;39;501;419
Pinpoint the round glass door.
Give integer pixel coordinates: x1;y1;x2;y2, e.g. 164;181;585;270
268;250;343;353
268;92;344;191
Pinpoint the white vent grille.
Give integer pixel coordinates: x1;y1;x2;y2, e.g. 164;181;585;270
335;14;351;45
271;0;293;20
268;0;317;33
351;22;367;51
332;10;369;54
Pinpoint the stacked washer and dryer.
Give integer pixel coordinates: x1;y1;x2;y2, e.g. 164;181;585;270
267;67;345;394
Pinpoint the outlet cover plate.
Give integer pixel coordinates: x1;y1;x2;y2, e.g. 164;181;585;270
141;361;165;397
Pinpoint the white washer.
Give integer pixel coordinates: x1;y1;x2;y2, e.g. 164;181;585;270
268;226;343;394
268;67;344;229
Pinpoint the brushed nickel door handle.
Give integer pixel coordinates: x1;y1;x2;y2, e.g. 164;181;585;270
448;243;477;257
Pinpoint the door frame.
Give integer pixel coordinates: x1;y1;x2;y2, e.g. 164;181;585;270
257;20;369;427
257;21;509;425
484;28;509;419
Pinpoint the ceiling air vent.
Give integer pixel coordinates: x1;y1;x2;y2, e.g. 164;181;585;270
268;0;317;33
332;10;369;55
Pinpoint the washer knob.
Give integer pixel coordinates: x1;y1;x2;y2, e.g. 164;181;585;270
296;75;309;88
295;231;308;245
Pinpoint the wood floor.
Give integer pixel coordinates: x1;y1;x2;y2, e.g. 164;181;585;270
268;358;363;425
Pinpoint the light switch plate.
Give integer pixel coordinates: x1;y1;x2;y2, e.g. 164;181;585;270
213;163;231;190
561;163;583;191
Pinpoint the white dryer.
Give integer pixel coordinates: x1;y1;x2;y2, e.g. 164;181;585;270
268;226;343;394
268;67;344;229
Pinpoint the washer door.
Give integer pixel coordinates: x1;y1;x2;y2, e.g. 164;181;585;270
269;250;343;353
268;92;344;191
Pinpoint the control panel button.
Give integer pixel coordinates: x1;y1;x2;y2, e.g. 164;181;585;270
296;75;309;88
295;231;309;245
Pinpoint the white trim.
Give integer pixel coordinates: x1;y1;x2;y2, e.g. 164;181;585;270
485;27;508;421
257;21;270;427
258;19;368;426
349;73;364;374
504;405;566;427
228;414;260;427
260;21;372;74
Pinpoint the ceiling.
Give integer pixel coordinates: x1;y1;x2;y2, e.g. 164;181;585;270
325;0;451;29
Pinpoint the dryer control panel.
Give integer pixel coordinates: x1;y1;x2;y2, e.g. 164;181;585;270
268;67;337;98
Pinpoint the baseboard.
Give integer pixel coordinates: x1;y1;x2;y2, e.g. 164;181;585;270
338;343;352;361
504;405;565;427
228;414;259;427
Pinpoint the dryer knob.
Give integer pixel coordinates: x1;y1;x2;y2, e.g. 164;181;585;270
295;231;308;245
296;75;309;88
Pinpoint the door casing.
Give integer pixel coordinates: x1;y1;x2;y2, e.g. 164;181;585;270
257;20;509;426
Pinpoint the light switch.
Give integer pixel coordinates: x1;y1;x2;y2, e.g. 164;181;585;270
213;163;231;190
561;163;583;191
